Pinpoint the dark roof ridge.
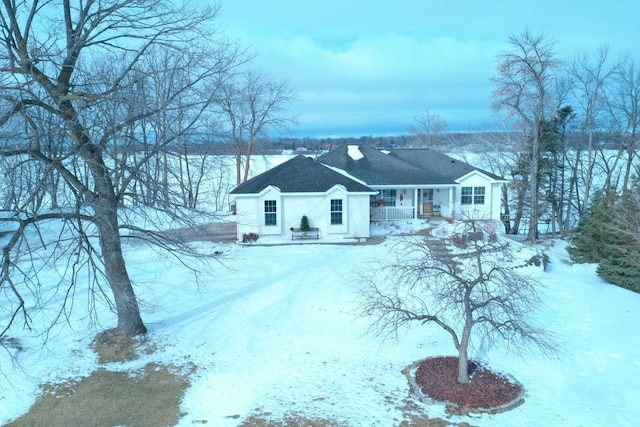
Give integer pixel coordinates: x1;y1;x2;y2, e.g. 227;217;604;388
387;148;505;181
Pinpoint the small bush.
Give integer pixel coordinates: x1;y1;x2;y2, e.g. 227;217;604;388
242;233;259;243
0;336;23;352
526;253;551;271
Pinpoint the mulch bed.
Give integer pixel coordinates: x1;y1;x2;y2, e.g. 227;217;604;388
412;356;524;414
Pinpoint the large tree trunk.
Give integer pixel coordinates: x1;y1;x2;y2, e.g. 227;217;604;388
243;134;255;183
622;144;637;192
96;203;147;336
80;130;146;336
509;175;529;235
582;130;596;212
235;139;243;185
527;129;541;241
501;183;512;234
59;93;147;337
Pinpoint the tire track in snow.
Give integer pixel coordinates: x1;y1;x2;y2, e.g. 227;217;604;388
213;245;359;347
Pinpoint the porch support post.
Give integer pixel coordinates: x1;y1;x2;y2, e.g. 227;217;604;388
449;187;455;218
414;188;419;219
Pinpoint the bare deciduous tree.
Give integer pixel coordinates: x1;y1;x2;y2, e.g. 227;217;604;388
608;58;640;193
0;1;243;340
358;219;556;383
567;47;619;213
408;109;448;151
217;70;297;184
492;30;561;241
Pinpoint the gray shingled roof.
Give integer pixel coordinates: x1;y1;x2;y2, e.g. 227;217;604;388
387;148;505;181
316;145;457;185
230;155;376;194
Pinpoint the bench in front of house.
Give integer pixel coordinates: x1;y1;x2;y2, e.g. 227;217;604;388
290;227;319;240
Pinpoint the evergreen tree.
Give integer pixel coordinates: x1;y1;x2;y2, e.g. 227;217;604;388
567;187;616;263
300;215;311;232
539;106;575;238
596;189;640;293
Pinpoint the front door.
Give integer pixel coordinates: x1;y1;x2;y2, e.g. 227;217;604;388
421;189;433;215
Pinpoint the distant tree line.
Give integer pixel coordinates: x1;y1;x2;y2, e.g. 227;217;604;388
209;129;623;156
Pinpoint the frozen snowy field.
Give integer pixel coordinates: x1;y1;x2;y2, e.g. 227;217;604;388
1;220;639;426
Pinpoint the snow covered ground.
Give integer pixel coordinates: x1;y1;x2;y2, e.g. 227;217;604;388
1;219;639;426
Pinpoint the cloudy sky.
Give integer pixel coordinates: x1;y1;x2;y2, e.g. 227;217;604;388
219;1;640;138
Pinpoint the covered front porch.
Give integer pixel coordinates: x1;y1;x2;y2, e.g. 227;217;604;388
370;186;455;222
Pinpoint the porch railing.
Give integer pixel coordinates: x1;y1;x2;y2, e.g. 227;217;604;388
370;206;415;221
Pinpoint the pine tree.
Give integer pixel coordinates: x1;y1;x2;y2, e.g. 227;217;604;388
596;189;640;293
300;215;310;232
567;187;616;263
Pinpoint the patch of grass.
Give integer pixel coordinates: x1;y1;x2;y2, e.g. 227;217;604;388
6;363;193;427
239;410;350;427
396;399;467;426
238;404;469;427
90;328;155;364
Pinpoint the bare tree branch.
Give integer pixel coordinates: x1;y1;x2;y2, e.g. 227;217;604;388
0;0;246;343
357;218;557;383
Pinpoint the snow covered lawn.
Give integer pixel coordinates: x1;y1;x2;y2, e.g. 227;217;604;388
1;221;639;426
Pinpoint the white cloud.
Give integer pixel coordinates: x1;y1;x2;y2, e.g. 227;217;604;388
221;0;640;136
253;33;497;135
264;33;495;86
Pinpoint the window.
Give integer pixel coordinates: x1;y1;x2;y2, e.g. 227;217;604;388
461;187;472;205
330;199;343;225
461;186;485;205
379;189;397;206
264;200;277;225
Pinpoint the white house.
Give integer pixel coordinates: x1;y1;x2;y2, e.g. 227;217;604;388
229;145;507;242
230;154;377;241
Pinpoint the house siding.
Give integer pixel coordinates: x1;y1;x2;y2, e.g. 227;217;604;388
346;194;372;238
456;173;502;221
234;189;372;241
282;194;327;233
235;187;285;239
235;196;262;239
